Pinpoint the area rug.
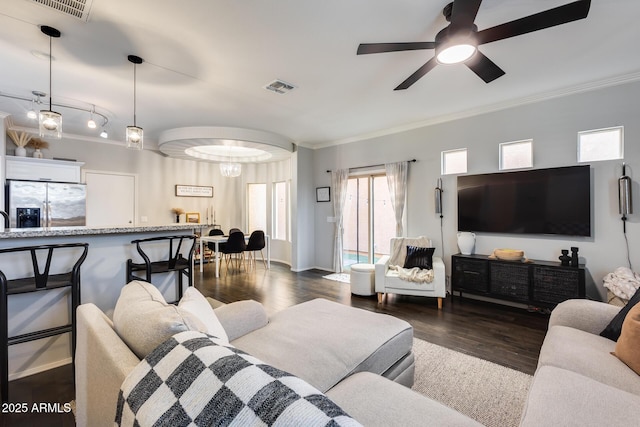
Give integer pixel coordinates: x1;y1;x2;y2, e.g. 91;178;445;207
412;338;532;427
323;272;351;283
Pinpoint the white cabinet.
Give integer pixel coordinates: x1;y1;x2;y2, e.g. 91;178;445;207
6;156;84;183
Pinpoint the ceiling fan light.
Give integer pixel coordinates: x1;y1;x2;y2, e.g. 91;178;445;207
220;162;242;178
39;110;62;138
436;44;477;64
126;125;143;149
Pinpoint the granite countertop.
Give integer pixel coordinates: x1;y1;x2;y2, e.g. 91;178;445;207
0;224;208;239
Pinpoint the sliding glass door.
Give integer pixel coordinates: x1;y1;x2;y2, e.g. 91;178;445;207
342;174;395;270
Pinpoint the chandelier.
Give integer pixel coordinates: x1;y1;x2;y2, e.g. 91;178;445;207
219;162;242;177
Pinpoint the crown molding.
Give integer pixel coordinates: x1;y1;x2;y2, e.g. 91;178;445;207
312;71;640;150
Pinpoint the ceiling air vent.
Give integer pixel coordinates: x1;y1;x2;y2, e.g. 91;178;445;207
28;0;94;22
264;79;296;94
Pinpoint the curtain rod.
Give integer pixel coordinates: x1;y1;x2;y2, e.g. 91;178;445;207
326;159;416;173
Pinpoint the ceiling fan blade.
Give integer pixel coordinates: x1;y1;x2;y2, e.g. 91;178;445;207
394;57;439;90
450;0;483;28
466;51;505;83
357;42;436;55
476;0;591;45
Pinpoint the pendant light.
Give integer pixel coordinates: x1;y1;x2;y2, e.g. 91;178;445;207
126;55;144;150
38;25;62;139
220;162;242;177
219;145;242;177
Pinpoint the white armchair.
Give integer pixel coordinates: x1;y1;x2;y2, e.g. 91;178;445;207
375;237;446;309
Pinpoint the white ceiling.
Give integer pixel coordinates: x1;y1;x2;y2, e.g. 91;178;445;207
0;0;639;151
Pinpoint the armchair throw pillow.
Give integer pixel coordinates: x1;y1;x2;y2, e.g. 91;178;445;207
403;246;435;270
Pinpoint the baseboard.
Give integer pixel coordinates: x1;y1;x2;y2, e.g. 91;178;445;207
290;266;334;273
9;357;72;381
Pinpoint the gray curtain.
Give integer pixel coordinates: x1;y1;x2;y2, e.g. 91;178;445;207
385;161;408;237
331;169;349;273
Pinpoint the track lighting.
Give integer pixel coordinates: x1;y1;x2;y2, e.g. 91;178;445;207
87;105;97;129
126;55;144;150
100;128;108;138
38;25;62;139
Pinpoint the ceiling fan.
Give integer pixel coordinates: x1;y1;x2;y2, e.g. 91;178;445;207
357;0;591;90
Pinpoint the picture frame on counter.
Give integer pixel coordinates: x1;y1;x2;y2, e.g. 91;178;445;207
316;186;331;202
175;185;213;198
185;212;200;223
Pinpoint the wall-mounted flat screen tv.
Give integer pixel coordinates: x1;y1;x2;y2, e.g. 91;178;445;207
457;165;591;237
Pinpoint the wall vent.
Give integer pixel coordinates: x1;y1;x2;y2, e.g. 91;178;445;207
28;0;94;22
264;79;296;94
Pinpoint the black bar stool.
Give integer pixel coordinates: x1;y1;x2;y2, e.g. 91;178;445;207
126;235;196;303
0;242;89;403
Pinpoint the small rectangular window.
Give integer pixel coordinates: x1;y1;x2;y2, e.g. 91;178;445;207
578;126;623;163
500;139;533;170
442;148;468;175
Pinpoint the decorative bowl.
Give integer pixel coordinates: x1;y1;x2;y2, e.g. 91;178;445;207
493;249;525;261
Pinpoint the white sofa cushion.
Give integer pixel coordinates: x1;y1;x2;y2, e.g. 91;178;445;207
113;281;222;358
538;325;640;395
179;287;229;343
521;366;640;427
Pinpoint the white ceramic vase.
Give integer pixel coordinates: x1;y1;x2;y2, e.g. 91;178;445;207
33;148;43;158
15;146;27;157
457;232;476;255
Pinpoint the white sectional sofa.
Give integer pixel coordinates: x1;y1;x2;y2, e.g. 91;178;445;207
520;299;640;426
75;284;480;426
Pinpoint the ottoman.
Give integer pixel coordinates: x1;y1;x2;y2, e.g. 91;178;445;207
230;298;415;391
350;263;376;296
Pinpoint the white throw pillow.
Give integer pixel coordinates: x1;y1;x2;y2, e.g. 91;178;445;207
178;287;229;343
113;280;210;358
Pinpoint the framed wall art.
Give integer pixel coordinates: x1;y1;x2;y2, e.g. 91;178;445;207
316;186;331;202
175;185;213;198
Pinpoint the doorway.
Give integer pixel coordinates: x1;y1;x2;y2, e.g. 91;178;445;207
342;174;395;270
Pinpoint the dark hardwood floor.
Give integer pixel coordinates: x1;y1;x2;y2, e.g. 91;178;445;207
4;261;548;426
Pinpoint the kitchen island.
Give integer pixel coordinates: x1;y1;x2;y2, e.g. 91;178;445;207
0;224;206;383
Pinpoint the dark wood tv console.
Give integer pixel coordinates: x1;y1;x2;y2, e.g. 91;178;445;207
451;254;585;308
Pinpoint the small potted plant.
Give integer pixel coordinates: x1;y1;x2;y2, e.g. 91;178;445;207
171;207;185;223
26;138;49;158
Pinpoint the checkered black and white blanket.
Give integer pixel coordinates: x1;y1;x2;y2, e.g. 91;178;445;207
115;331;362;427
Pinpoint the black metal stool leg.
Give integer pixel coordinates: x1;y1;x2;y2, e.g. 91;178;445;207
1;279;8;403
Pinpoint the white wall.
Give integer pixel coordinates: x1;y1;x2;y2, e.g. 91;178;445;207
312;80;640;300
291;147;316;271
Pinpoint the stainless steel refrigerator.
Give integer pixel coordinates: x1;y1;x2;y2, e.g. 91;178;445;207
6;180;86;228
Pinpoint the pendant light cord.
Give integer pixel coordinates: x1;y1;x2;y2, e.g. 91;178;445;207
133;62;137;127
48;35;53;111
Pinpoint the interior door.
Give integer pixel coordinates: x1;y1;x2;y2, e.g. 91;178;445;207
84;171;136;226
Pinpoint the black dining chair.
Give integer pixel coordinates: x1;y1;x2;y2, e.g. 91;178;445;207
244;230;266;269
220;231;246;273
